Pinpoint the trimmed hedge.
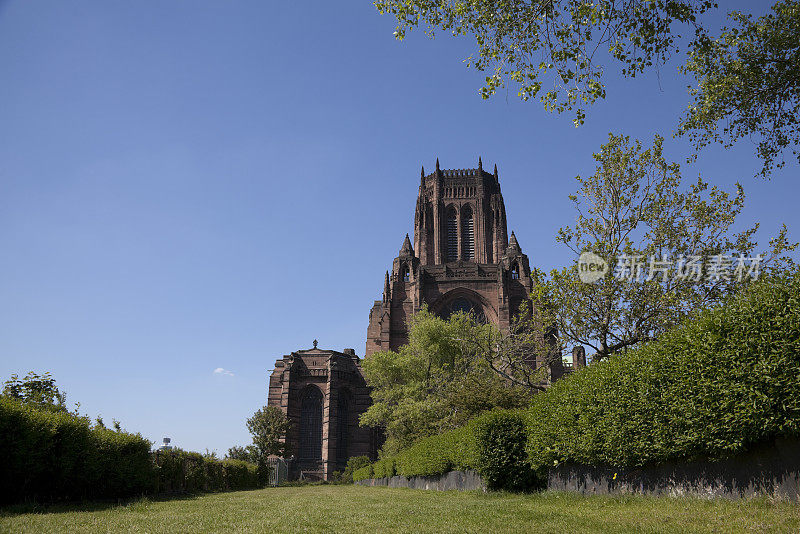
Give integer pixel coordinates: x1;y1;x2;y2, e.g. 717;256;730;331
353;409;524;490
525;271;800;473
0;398;262;504
0;398;152;503
356;272;800;490
152;449;260;494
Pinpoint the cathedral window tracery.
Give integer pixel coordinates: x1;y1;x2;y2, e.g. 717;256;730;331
445;206;458;262
441;296;486;324
299;386;323;462
461;205;474;261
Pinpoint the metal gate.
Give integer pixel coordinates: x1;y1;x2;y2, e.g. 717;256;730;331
266;458;290;486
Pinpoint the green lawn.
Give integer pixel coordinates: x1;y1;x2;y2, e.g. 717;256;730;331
1;485;798;533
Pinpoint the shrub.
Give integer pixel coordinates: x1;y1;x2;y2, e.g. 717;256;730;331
352;464;373;482
525;271;800;473
475;410;537;491
338;455;372;484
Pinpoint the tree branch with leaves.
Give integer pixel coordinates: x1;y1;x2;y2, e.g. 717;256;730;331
679;0;800;177
375;0;716;125
534;132;796;362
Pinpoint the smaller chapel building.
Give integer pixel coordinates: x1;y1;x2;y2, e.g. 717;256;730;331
267;341;377;480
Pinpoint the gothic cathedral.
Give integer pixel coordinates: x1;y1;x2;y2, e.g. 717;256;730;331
267;160;536;480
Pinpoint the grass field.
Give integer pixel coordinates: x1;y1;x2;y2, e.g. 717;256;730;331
2;485;799;533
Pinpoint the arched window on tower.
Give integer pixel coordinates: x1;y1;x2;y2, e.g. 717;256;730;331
511;262;520;280
299;386;323;463
402;265;410;282
336;391;351;468
461;205;474;261
445;206;458;262
425;207;435;264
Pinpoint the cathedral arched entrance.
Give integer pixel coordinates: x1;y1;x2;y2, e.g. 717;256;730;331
429;288;497;325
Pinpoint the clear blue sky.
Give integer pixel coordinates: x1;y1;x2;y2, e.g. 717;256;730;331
1;1;796;454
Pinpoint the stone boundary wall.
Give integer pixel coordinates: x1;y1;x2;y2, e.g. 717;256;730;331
354;470;486;491
355;438;799;499
549;436;800;501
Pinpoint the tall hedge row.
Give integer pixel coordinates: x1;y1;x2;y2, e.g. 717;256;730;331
0;398;261;504
525;271;800;473
152;449;260;494
355;272;800;490
0;398;153;503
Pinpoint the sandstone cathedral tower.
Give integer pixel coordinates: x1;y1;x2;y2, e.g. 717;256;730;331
366;158;533;355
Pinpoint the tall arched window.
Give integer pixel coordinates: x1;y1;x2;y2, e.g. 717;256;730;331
445;206;458;262
299;386;323;462
461;205;474;261
336;391;351;468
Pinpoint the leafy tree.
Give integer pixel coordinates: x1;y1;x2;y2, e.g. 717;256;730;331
246;406;291;460
360;309;534;453
2;371;68;412
375;0;716;124
679;0;800;177
532;133;796;361
226;445;258;463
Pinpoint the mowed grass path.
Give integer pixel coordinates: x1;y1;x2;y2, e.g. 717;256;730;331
2;485;799;533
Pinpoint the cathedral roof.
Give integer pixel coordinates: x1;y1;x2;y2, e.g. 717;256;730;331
420;158;500;191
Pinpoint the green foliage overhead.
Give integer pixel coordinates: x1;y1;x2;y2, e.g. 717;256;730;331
375;0;716;124
533;132;795;361
679;0;800;177
526;269;800;472
359;309;533;453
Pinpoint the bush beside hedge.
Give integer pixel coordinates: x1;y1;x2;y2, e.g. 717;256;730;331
0;398;262;504
474;411;537;491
